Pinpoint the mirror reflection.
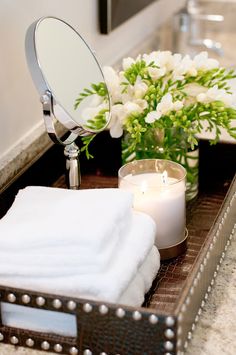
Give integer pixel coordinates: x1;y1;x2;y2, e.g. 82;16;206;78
26;16;110;134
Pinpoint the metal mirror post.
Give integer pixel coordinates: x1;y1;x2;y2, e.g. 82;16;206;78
25;16;111;189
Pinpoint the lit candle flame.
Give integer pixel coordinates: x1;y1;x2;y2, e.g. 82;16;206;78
162;170;168;185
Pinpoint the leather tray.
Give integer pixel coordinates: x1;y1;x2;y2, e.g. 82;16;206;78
0;141;235;354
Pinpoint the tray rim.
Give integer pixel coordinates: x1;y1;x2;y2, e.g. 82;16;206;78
0;175;235;354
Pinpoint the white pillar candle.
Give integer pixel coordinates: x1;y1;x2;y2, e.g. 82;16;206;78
118;159;186;249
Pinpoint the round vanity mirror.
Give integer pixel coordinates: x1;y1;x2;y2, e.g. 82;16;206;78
25;16;111;189
25;16;111;140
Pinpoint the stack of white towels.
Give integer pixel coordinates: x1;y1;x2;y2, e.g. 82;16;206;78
0;186;160;335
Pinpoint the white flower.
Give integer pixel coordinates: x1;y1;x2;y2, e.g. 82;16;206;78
109;101;143;137
148;67;166;80
81;102;108;123
197;85;234;107
143;51;160;66
145;110;162;123
103;66;122;103
173;55;197;80
133;76;148;99
89;94;104;107
122;57;135;70
156;93;174;115
143;51;175;78
193;51;219;70
109;104;124;138
184;83;207;97
134;99;148;111
145;93;183;123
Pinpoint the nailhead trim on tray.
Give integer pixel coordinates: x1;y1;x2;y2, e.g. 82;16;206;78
177;192;236;354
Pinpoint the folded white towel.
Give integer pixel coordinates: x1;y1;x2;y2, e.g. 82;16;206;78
0;186;133;252
119;246;160;307
0;235;119;275
0;211;157;304
1;246;160;337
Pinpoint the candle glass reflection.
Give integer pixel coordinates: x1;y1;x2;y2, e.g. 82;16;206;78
118;159;187;258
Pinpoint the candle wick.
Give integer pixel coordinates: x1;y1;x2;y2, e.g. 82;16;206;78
162;170;168;185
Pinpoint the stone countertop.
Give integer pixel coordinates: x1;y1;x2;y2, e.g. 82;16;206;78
0;235;235;355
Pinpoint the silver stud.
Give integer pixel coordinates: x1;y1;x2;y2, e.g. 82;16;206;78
201;300;205;308
99;305;108;315
177;326;182;335
165;316;175;327
184;341;188;349
192;323;196;331
83;303;93;313
0;333;4;341
214;271;217;278
10;336;19;344
70;347;79;355
193;278;198;287
205;292;209;300
26;338;34;347
116;308;125;318
52;299;62;309
211;279;214;286
203;258;207;266
208;286;212;293
7;293;16;303
219;223;222;230
177;338;182;348
188;331;192;340
22;294;31;304
67;300;76;311
216;264;220;271
181;304;186;313
198;308;202;316
36;296;45;306
186;297;190;305
190;287;194;295
84;350;92;355
165;328;175;339
149;314;158;324
41;341;50;350
54;344;63;352
164;341;174;351
100;353;107;355
210;243;213;250
200;264;204;272
132;311;142;321
178;313;183;322
195;314;199;323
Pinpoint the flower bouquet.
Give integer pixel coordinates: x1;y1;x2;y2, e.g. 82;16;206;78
75;51;236;200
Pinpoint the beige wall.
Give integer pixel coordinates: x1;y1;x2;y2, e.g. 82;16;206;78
0;0;185;173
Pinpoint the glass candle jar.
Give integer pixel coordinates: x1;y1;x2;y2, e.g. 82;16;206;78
118;159;187;259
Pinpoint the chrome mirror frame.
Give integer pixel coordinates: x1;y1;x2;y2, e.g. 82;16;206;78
25;16;111;188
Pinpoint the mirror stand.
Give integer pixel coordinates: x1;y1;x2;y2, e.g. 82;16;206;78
64;142;81;189
40;91;81;189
